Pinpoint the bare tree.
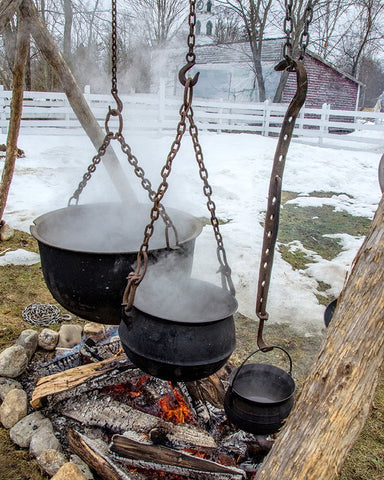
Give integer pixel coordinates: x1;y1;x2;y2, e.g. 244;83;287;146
130;0;187;47
338;0;384;78
216;0;274;102
310;0;350;60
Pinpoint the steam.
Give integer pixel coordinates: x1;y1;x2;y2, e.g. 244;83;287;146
134;251;237;323
34;203;201;254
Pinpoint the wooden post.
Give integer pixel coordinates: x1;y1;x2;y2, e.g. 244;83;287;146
254;193;384;480
0;0;22;33
0;11;29;223
19;0;136;203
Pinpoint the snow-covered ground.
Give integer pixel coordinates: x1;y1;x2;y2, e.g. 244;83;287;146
1;128;383;336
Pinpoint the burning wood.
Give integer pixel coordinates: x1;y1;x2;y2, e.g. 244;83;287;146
31;354;129;408
110;434;245;479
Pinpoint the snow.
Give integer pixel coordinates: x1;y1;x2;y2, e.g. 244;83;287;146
1;128;383;336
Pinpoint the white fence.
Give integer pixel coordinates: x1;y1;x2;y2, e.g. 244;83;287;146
0;85;383;146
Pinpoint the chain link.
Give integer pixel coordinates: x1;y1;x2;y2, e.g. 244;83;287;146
283;0;313;60
22;303;72;326
111;0;118;95
123;0;235;308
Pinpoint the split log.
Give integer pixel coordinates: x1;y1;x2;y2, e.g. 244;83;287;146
0;10;29;222
254;194;384;480
111;435;245;479
19;0;136;203
0;0;22;33
60;396;217;449
30;354;129;408
68;430;141;480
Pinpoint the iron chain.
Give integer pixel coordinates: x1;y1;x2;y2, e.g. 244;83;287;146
22;303;72;326
123;0;235;308
283;0;313;60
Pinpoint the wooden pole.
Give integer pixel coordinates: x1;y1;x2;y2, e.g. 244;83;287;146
0;0;22;33
0;11;29;223
254;193;384;480
18;0;136;203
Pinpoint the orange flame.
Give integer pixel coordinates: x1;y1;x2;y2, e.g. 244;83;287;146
157;384;195;425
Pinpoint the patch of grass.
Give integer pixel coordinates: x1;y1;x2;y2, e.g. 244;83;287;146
278;201;371;261
339;378;384;479
0;229;39;255
0;429;46;480
278;243;314;270
0;231;74;350
309;190;353;199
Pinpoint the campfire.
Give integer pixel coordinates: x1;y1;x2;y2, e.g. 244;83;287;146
15;329;274;480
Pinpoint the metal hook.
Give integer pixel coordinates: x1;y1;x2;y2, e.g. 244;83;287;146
178;61;200;87
110;90;123;115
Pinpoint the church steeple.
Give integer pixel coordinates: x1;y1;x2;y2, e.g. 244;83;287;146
195;0;216;39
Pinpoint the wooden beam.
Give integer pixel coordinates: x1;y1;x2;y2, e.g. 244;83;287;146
254;193;384;480
0;0;22;33
0;10;29;222
19;0;136;203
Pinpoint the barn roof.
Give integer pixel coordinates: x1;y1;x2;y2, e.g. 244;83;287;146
195;38;283;64
194;38;362;85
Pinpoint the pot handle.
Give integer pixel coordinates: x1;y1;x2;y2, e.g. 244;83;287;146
230;345;293;387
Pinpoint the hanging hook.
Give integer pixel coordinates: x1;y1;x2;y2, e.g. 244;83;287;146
109;90;123;115
179;60;200;87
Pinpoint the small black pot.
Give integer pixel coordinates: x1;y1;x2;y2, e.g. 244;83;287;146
119;278;237;382
224;346;296;435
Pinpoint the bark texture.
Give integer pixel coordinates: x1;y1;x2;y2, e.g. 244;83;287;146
254;193;384;480
0;11;29;222
0;0;22;33
19;0;136;203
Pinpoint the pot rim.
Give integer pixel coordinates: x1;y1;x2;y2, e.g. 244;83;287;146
30;202;203;254
229;363;296;405
131;278;238;324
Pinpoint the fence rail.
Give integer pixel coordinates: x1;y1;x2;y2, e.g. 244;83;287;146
0;85;383;146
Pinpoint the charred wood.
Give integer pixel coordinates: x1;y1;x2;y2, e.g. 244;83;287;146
59;395;217;449
31;354;130;409
68;430;144;480
110;435;245;479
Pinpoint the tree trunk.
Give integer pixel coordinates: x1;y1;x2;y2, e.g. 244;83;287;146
0;0;22;33
273;70;289;103
19;0;136;203
254;193;384;480
0;12;29;223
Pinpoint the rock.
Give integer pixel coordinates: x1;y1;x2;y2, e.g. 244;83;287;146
57;324;83;348
0;221;14;241
83;322;106;339
16;329;38;360
9;411;51;448
0;377;22;401
37;449;67;476
38;328;59;350
29;422;62;457
70;454;95;480
0;344;29;378
0;388;28;428
51;462;88;480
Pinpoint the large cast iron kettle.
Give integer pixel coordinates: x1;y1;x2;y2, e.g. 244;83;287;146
224;346;296;435
31;203;202;325
119;276;237;382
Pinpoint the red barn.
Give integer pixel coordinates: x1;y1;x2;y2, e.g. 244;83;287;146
282;51;362;110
